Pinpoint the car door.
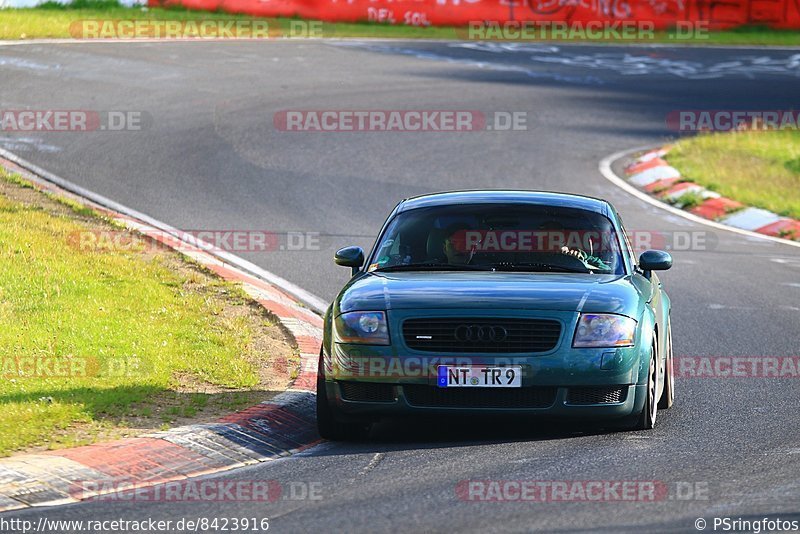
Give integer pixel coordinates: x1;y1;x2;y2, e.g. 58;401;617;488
615;216;667;396
619;217;667;395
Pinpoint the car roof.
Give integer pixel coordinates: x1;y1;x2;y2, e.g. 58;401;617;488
396;190;612;217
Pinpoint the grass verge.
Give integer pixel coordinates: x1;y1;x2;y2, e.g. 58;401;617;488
666;130;800;220
1;3;800;45
0;168;298;456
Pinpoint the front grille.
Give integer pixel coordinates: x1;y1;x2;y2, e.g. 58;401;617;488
339;381;395;403
566;386;627;405
403;385;557;409
403;318;561;353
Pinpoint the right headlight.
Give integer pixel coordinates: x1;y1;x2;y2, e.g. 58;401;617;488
334;311;390;345
573;313;636;348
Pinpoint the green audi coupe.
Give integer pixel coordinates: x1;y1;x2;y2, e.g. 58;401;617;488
317;191;675;440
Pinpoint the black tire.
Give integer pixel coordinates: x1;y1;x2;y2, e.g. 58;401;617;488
658;322;675;410
316;352;369;441
632;341;658;431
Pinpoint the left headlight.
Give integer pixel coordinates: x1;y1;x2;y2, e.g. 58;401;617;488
334;311;390;345
573;313;636;348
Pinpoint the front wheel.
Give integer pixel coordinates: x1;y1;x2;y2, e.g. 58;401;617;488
658;322;675;410
316;352;369;441
631;341;658;431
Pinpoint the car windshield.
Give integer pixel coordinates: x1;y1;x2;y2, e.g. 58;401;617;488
368;203;625;274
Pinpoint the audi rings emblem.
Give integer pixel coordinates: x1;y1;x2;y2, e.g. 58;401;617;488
454;324;508;343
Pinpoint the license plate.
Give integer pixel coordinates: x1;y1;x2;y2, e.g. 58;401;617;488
437;365;522;388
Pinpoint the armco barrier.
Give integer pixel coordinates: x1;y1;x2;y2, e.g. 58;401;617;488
149;0;800;30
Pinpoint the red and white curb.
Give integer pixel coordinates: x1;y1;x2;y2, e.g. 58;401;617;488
605;146;800;245
0;154;326;513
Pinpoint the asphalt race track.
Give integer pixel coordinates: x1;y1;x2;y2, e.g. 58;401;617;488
2;40;800;532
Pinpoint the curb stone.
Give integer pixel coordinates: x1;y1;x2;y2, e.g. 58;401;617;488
0;157;325;512
623;147;800;242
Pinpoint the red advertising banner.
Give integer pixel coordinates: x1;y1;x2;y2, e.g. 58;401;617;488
149;0;800;30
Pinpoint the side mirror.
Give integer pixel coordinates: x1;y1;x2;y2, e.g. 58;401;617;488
638;250;673;272
335;246;364;276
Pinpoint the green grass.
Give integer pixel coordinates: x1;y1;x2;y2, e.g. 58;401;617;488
669;190;705;210
666;130;800;219
2;2;800;45
0;169;271;455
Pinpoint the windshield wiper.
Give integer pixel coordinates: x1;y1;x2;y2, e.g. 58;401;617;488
489;262;591;273
374;262;495;272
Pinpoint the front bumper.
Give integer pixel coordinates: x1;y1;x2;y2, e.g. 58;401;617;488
328;381;646;419
324;308;650;420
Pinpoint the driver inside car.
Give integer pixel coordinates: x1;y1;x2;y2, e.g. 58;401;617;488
442;225;474;265
538;221;611;270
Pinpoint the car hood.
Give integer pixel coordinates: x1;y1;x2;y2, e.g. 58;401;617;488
337;271;650;317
